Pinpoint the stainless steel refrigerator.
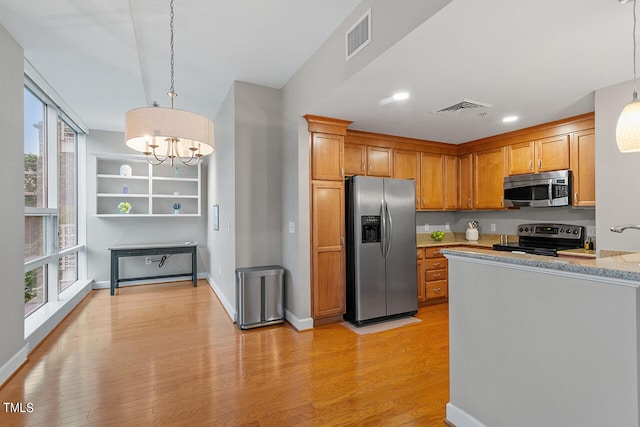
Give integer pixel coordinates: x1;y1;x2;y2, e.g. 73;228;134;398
345;176;418;326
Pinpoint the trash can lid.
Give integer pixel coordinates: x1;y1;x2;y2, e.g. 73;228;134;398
235;265;285;277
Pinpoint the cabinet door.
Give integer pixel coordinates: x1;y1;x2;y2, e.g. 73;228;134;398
417;249;426;303
312;181;346;318
507;141;535;175
570;130;595;207
394;149;421;209
458;154;473;210
474;147;506;209
344;143;366;176
420;153;444;209
537;135;570;172
311;133;343;181
367;146;393;177
444;155;458;210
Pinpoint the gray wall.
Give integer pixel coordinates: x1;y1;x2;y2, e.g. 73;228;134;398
595;79;640;253
281;0;453;328
207;81;283;317
86;130;209;285
0;23;26;379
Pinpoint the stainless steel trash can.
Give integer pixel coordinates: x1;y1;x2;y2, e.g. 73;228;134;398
235;265;285;329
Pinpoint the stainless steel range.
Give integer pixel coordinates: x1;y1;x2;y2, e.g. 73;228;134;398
492;223;585;257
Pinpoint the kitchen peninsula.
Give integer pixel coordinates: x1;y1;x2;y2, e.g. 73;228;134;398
442;247;640;427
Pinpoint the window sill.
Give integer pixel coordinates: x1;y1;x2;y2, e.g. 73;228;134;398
24;280;93;351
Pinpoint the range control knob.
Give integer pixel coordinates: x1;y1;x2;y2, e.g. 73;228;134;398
519;227;523;232
566;229;572;234
560;229;564;233
524;227;529;232
573;229;579;234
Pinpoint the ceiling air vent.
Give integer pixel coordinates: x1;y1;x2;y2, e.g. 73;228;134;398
346;9;371;61
432;98;492;118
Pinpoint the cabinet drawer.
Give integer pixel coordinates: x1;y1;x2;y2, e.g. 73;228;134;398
425;247;445;258
426;280;448;299
417;248;424;260
425;258;447;270
426;269;447;282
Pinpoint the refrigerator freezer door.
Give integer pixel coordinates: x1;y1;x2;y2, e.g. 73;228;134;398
383;178;418;316
352;176;387;322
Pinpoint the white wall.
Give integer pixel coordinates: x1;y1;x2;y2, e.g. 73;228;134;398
85;130;209;286
281;0;453;328
0;22;27;383
207;81;282;320
595;80;640;252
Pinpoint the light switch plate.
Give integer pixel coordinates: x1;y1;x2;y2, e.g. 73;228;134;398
288;222;295;234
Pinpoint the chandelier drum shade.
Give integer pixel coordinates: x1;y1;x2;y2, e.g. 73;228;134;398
617;0;640;152
125;107;215;165
124;0;214;166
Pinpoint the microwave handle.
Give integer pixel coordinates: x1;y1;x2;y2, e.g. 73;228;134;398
548;182;553;202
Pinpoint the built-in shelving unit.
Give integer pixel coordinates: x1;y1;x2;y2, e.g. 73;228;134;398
94;153;201;217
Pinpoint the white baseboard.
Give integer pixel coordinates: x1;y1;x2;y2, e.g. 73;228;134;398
92;273;208;290
446;403;486;427
0;344;28;387
206;274;236;322
285;309;314;331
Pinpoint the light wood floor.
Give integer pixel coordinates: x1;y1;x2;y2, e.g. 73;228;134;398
0;280;449;426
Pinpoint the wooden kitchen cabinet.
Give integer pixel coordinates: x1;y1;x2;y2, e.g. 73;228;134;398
311;132;344;181
344;143;366;176
507;135;570;175
458;153;473;210
570;129;595;207
444;155;458;209
394;149;421;209
473;147;507;209
417;249;426;303
423;247;448;304
420;152;444;209
311;181;346;319
367;146;393;177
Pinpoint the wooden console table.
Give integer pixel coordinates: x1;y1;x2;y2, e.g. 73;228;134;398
109;242;198;295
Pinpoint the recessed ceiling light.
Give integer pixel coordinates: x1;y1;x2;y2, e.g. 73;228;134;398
392;92;410;101
502;115;518;123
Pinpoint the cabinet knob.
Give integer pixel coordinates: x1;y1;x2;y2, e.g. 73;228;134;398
434;287;441;293
341;236;344;247
538;159;542;169
574;192;578;204
433;273;441;278
529;159;533;170
467;197;471;207
433;262;441;268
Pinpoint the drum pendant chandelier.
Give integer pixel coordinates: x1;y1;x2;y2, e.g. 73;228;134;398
617;0;640;153
124;0;214;166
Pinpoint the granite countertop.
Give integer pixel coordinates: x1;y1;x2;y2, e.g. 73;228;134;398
416;232;511;248
439;246;640;284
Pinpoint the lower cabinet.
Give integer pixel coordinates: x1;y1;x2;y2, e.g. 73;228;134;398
418;247;449;305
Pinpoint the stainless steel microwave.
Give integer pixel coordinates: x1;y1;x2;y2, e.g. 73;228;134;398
503;170;571;207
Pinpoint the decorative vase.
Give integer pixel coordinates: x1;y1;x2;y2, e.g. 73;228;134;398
118;202;132;214
173;202;181;215
174;209;180;215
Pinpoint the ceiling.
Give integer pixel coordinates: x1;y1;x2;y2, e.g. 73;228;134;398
0;0;635;143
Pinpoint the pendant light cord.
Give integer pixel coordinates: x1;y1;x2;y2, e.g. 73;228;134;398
634;0;638;100
168;0;176;108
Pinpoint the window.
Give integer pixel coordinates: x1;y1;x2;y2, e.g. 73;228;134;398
24;83;83;317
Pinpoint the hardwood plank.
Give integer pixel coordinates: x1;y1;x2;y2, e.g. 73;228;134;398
0;280;449;426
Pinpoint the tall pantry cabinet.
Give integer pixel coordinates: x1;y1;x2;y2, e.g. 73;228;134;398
305;115;353;326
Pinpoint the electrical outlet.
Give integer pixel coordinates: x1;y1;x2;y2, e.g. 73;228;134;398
445;222;450;231
490;224;497;232
145;257;152;265
424;224;429;232
587;226;596;236
288;221;295;234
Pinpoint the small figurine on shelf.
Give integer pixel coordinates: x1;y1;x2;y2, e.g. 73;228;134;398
118;202;132;214
173;202;181;215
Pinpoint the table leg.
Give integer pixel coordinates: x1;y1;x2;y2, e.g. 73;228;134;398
192;247;197;287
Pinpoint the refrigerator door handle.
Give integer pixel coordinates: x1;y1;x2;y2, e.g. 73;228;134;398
385;201;393;258
380;201;387;256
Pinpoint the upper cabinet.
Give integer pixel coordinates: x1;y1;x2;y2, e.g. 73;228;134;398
311;132;344;181
507;135;570;175
570;130;596;207
458;154;473;210
344;143;367;176
420;153;444;209
393;149;421;209
473;147;507;209
366;146;393;177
